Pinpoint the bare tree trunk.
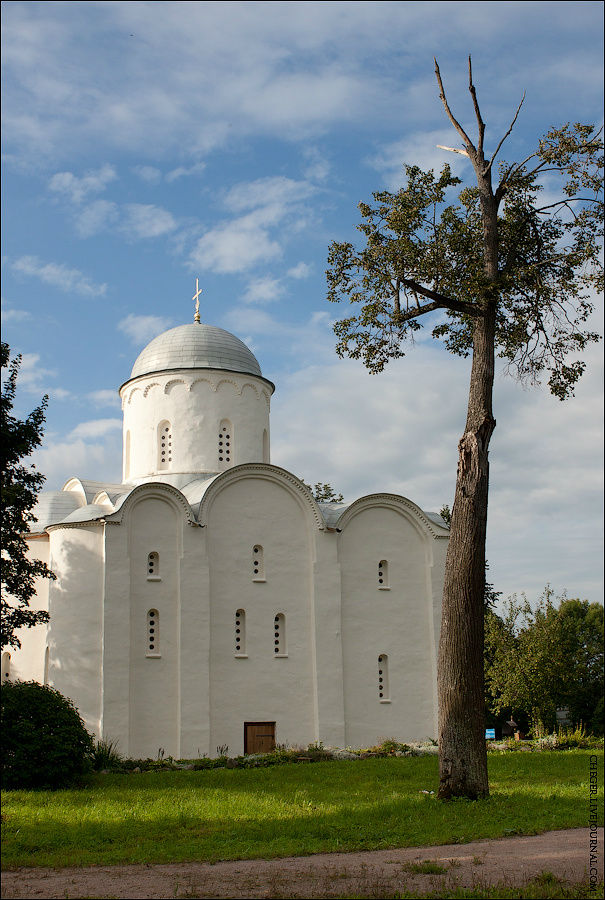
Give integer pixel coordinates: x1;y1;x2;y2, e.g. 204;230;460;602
437;295;496;799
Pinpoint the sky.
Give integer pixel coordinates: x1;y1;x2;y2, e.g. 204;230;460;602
1;0;603;609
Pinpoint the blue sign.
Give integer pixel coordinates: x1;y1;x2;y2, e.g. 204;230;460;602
485;729;496;740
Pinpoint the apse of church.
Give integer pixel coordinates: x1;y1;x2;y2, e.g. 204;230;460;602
10;286;448;758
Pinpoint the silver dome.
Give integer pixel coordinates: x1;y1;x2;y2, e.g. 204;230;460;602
129;324;262;380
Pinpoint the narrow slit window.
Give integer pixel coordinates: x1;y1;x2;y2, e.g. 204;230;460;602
235;609;246;656
218;419;233;466
1;651;11;682
44;646;50;685
147;609;160;657
274;613;286;656
378;653;390;701
158;421;172;470
378;559;390;589
147;551;160;580
252;545;265;581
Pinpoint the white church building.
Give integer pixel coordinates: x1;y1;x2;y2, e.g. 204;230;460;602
6;309;449;758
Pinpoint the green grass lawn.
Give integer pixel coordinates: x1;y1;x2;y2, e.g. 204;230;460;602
1;751;602;869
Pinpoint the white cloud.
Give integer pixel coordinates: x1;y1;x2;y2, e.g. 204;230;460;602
48;164;117;204
243;276;284;305
87;389;121;409
302;146;331;182
166;161;206;182
118;313;173;345
75;199;119;237
69;418;122;440
222;306;336;365
132;165;162;183
120;203;177;239
52;387;71;400
287;262;312;279
15;352;56;392
370;129;471;190
191;212;283;274
2;2;602;168
12;256;107;297
47;166;176;240
223;176;315;213
1;307;32;323
32;435;122;489
191;177;316;274
6;351;70;399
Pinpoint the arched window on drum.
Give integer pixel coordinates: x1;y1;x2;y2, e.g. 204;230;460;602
218;419;233;467
157;421;172;470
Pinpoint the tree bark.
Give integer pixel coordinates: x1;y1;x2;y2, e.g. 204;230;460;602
437;167;498;799
437;308;495;799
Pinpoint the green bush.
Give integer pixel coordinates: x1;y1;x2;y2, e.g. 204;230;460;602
1;680;94;789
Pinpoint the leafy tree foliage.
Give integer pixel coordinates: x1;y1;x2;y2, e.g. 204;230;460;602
1;342;54;649
485;588;604;735
301;480;344;503
1;680;94;788
326;58;603;799
438;504;452;525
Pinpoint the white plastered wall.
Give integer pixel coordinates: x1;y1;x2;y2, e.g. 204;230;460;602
126;495;181;758
309;529;346;748
121;371;272;481
205;472;317;756
45;524;105;738
338;503;439;746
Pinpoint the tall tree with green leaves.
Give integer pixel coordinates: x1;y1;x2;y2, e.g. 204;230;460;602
326;59;603;798
485;588;604;735
1;342;54;649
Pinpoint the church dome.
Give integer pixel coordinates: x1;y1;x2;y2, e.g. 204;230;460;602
129;323;262;380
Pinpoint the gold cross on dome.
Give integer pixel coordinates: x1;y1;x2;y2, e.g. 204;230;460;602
193;278;202;323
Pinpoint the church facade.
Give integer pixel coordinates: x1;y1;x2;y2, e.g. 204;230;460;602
6;316;449;758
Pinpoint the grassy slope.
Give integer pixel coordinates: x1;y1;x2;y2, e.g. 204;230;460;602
1;751;602;869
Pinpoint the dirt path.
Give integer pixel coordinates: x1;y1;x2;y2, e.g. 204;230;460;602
1;828;602;899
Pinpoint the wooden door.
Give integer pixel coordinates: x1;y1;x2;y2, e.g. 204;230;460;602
244;722;276;754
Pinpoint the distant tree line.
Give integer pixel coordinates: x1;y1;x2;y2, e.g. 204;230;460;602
485;587;603;736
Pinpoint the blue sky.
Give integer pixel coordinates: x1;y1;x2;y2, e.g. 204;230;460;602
2;1;603;607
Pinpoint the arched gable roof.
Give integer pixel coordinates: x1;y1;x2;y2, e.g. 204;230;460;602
197;463;325;530
28;490;83;532
62;477;130;507
335;493;450;540
106;481;198;526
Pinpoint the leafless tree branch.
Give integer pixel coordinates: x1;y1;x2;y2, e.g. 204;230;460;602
437;144;470;157
434;58;476;155
484;93;526;178
468;56;486;156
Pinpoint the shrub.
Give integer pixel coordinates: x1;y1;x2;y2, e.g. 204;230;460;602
92;738;123;772
1;680;94;789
